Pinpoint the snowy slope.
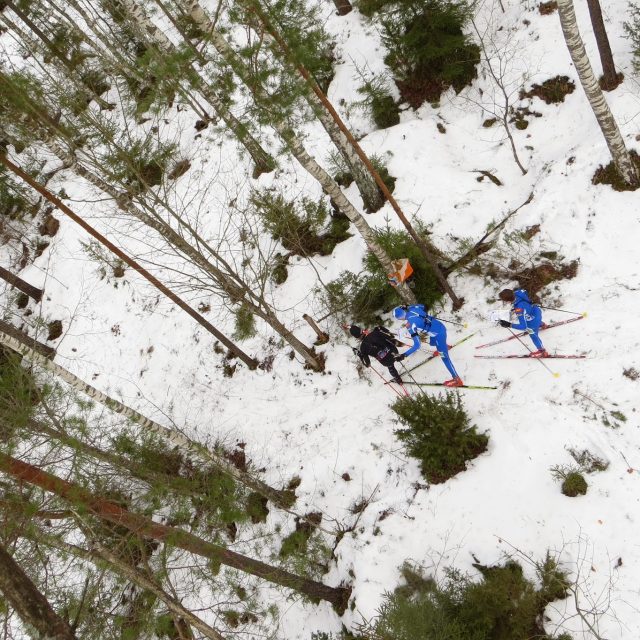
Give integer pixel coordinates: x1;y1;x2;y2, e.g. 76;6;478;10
4;0;640;637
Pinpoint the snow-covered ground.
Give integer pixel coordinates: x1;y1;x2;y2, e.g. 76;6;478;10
4;0;640;637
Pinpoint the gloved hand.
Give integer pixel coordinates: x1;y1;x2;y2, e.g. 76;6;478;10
395;353;406;362
526;328;534;335
351;347;359;355
499;320;511;328
432;350;440;357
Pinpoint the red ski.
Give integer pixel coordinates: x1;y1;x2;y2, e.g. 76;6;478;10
474;354;586;359
474;314;586;350
401;381;497;390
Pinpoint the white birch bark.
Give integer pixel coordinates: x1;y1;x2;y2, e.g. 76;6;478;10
0;328;292;507
556;0;638;185
179;0;415;304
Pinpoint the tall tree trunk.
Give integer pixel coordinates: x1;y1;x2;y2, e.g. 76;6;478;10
0;318;55;359
556;0;638;186
585;0;621;90
331;0;353;15
0;153;259;370
116;0;275;176
0;452;352;613
243;0;462;307
0;541;77;640
0;265;43;302
178;0;416;305
0;327;294;509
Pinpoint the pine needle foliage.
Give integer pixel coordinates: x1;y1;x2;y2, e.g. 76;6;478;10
255;0;336;93
0;348;38;442
625;4;640;73
355;75;400;129
376;0;480;106
372;559;571;640
392;392;488;483
103;137;177;194
0;166;33;220
251;190;351;257
320;223;442;326
234;304;257;340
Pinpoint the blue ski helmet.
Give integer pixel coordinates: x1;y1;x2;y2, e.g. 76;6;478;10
393;307;406;320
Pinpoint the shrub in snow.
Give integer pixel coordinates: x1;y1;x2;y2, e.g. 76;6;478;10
355;74;400;129
561;472;588;497
233;304;257;340
370;559;570;640
392;392;488;483
376;0;480;107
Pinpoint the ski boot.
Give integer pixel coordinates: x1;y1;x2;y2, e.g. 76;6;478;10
529;349;549;358
443;377;464;387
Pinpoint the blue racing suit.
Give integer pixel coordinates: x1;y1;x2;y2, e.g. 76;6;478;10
401;306;459;378
510;289;544;350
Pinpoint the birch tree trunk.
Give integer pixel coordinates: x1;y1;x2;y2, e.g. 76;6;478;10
557;0;638;186
0;452;352;613
116;0;275;176
0;318;55;359
178;0;416;304
0;541;77;640
0;265;43;302
585;0;621;90
0;327;293;509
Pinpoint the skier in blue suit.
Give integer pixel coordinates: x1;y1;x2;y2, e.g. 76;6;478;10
498;288;548;357
393;305;463;387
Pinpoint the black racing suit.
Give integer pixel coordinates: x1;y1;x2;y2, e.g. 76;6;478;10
356;326;402;383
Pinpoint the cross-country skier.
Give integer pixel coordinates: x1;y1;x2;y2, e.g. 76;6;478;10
349;325;403;384
393;305;463;387
497;288;548;357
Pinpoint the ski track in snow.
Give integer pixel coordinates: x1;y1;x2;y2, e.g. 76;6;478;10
3;0;640;637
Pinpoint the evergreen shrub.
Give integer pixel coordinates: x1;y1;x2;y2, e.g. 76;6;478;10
233;304;257;340
378;0;480;107
321;224;442;326
392;392;488;483
373;559;570;640
356;75;400;129
561;471;588;497
252;191;351;257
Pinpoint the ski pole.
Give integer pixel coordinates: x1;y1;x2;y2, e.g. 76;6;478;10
370;364;406;397
400;361;429;398
508;328;559;378
538;306;587;317
433;317;468;328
